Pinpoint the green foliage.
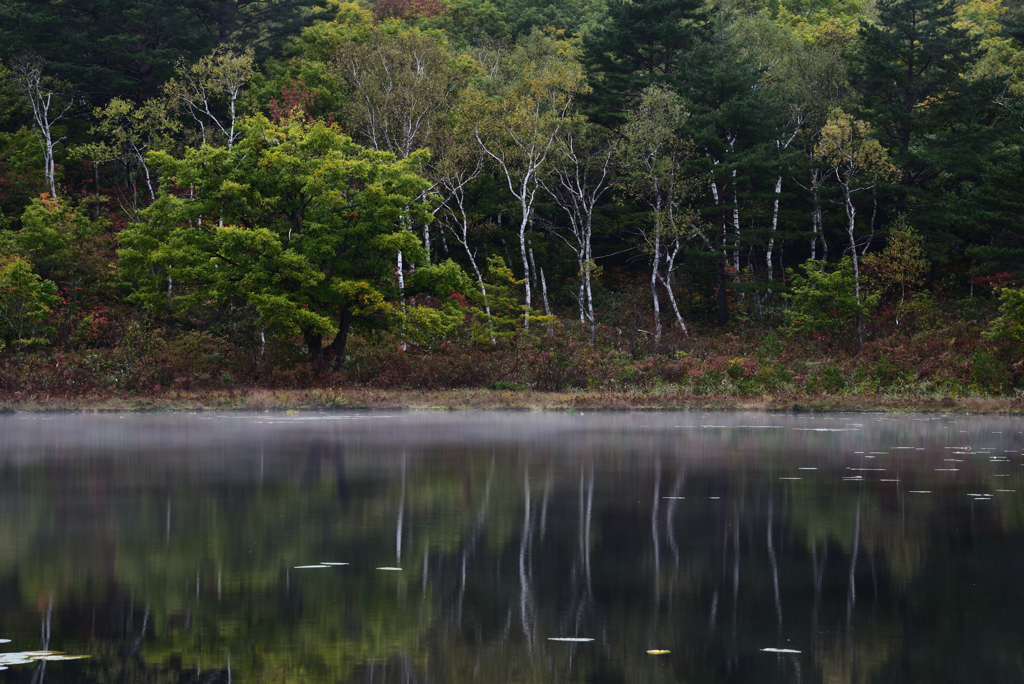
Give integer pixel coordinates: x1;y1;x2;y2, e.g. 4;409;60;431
0;0;1023;403
863;217;929;307
805;362;847;393
468;255;551;341
0;129;45;220
0;254;58;351
75;96;180;206
986;287;1024;348
971;348;1011;393
858;0;999;220
582;0;704;121
120;114;435;367
423;0;509;44
784;257;879;345
0;0;317;102
15;195;106;287
403;259;474;346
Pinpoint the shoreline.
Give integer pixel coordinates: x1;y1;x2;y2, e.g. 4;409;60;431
1;388;1022;414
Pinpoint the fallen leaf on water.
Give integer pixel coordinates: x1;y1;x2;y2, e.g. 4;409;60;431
548;638;593;642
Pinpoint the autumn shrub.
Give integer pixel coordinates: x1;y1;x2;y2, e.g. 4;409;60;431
740;362;794;394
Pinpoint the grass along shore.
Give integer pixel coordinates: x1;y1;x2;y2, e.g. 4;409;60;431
1;387;1022;414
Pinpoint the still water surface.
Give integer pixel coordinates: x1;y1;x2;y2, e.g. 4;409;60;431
0;411;1022;682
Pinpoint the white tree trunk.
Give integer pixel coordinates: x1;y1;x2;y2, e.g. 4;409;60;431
519;212;532;330
658;243;688;335
398;249;407;352
768;175;782;283
843;188;863;348
651;211;663;344
539;265;553;337
584;232;596;345
731;170;741;279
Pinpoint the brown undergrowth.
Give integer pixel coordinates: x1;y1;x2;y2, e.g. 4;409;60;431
1;387;1022;414
1;296;1021;412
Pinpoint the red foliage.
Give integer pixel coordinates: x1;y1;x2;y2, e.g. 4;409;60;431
973;271;1016;292
372;0;446;20
269;82;320;124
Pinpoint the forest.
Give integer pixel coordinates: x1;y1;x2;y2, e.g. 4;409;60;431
0;0;1023;404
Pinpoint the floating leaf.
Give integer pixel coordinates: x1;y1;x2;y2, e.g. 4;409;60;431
548;638;593;642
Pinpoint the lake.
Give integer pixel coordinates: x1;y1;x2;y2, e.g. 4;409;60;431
0;410;1021;683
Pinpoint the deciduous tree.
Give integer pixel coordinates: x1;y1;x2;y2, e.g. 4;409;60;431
815;108;899;347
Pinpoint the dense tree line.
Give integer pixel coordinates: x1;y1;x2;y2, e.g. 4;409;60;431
0;0;1023;388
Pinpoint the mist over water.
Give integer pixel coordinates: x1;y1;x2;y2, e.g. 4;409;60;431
0;411;1022;683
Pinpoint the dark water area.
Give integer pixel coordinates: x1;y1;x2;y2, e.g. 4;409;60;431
0;411;1022;683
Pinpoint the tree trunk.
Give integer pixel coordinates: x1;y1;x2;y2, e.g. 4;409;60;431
810;168;824;261
731;169;741;280
578;255;586;326
768;175;782;283
519;214;532;330
584;219;596;346
659;272;688;336
539;265;553;337
328;308;354;371
304;329;324;366
716;259;729;327
651;211;663;344
398;249;407;352
844;189;863;349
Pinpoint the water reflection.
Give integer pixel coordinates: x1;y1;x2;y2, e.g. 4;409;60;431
0;411;1022;682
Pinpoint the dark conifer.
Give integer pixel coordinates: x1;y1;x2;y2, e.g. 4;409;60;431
582;0;704;124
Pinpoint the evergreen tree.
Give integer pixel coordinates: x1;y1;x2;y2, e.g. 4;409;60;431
680;18;785;326
857;0;997;216
582;0;704;123
0;0;316;102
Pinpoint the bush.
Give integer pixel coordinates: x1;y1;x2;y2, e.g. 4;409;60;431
986;288;1024;350
784;257;878;348
805;363;847;394
971;349;1011;394
0;255;58;352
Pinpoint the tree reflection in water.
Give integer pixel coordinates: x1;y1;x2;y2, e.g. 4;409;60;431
0;411;1021;683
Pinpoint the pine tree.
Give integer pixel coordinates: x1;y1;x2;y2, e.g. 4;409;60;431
680;17;785;326
858;0;997;215
582;0;704;123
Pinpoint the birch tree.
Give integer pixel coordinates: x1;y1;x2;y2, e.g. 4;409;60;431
335;27;471;161
466;30;588;330
431;122;491;332
741;17;848;286
11;54;72;200
815;109;899;348
543;121;612;345
617;85;700;344
77;97;180;212
165;47;254;151
333;26;473;257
